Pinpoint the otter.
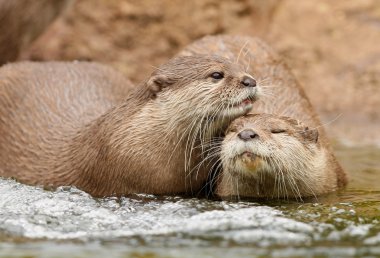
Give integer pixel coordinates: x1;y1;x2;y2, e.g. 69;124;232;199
179;35;347;198
0;55;259;197
0;0;72;65
216;113;338;199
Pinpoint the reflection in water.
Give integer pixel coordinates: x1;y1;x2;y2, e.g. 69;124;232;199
0;145;379;258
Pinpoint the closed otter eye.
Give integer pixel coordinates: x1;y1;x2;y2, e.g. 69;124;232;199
226;127;238;133
271;129;286;134
210;72;224;80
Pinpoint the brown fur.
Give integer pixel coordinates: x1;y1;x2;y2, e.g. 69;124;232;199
0;0;72;64
179;35;347;198
217;114;337;199
0;55;258;197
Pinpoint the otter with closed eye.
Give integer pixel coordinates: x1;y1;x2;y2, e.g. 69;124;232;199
179;35;347;199
0;54;259;197
217;114;337;199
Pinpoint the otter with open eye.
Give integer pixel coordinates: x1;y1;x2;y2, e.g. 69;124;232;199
0;54;259;197
216;113;339;199
179;35;347;199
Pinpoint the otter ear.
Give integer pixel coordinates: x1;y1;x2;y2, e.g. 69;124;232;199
301;127;319;143
147;75;174;96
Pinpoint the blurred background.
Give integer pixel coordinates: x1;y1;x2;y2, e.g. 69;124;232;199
3;0;380;146
1;1;380;256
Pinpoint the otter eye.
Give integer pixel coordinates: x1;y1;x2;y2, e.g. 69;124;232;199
227;127;238;133
210;72;224;80
271;129;286;134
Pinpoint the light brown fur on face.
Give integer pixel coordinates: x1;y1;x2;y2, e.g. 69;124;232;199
217;114;336;199
0;55;258;197
179;35;347;199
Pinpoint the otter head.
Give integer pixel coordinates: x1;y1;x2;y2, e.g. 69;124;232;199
220;113;328;199
145;55;260;134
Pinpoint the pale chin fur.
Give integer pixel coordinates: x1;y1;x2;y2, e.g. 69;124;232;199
221;135;331;198
231;87;258;106
222;136;312;177
220;102;253;119
219;87;258;119
221;139;268;177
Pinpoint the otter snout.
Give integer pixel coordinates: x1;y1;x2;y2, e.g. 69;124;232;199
237;129;259;141
240;76;256;88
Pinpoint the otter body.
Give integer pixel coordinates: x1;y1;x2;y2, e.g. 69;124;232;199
0;62;135;195
0;55;258;196
180;35;347;198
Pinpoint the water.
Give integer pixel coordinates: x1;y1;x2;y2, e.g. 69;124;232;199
0;145;379;258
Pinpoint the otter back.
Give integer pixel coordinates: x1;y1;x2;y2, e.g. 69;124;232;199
0;62;135;188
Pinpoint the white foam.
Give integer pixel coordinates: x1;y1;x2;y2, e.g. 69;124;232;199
0;178;313;245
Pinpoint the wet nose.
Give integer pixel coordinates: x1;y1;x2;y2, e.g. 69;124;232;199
237;129;259;141
241;76;257;87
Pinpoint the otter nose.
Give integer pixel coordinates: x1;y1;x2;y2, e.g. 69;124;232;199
241;76;256;87
237;129;259;141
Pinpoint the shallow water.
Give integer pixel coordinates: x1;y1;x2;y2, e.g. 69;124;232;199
0;145;379;258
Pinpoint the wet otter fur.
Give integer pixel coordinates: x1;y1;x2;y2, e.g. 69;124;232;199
0;55;258;197
180;35;347;199
218;113;337;199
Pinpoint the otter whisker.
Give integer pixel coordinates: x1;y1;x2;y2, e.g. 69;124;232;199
278;146;298;199
183;114;205;184
184;113;211;180
235;177;241;201
286;169;303;202
193;139;224;150
192;103;225;181
257;77;273;85
198;146;222;158
293;171;318;201
196;157;223;197
190;151;221;182
211;160;224;187
279;140;319;200
270;155;284;199
257;90;275;100
279;142;306;200
164;113;198;169
236;40;250;64
181;99;218;177
244;49;252;73
310;113;342;131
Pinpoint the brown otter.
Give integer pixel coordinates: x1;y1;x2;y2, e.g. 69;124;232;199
0;0;72;65
0;55;259;197
179;35;347;198
216;113;338;199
